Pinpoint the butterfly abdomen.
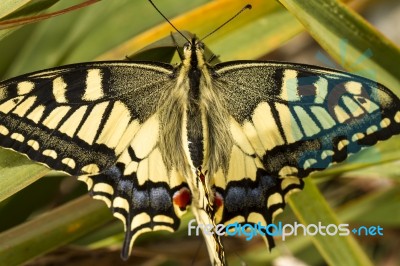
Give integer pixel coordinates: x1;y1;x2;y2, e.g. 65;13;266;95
186;102;204;168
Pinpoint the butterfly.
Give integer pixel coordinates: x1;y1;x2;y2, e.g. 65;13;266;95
1;2;400;266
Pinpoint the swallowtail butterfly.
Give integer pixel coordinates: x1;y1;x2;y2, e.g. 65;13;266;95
1;2;400;265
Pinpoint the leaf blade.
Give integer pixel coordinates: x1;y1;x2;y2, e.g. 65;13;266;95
288;179;373;266
278;0;400;94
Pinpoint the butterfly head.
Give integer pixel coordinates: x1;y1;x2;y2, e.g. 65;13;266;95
182;37;206;66
183;37;204;51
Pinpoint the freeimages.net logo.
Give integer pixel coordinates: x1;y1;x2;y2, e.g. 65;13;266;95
188;219;383;241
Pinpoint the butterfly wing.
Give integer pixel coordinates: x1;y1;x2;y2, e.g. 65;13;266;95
211;61;400;247
0;61;190;258
84;141;189;259
0;62;176;173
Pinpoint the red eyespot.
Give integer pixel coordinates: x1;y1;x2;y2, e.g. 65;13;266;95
173;187;191;210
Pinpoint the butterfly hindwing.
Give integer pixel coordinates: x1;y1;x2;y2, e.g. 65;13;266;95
212;139;304;250
82;142;190;259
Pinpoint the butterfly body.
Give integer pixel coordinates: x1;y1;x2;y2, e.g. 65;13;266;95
1;34;400;266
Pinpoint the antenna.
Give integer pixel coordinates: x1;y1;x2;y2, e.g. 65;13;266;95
148;0;190;42
148;1;252;43
200;4;252;41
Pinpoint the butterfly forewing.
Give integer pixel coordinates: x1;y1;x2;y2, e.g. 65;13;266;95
213;61;400;179
0;62;174;174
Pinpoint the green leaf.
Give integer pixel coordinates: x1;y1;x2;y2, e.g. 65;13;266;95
0;0;32;19
0;149;48;202
0;0;60;21
0;0;60;40
288;179;373;266
340;186;400;226
278;0;400;95
0;196;112;265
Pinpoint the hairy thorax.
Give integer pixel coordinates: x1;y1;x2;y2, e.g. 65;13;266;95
158;59;233;188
